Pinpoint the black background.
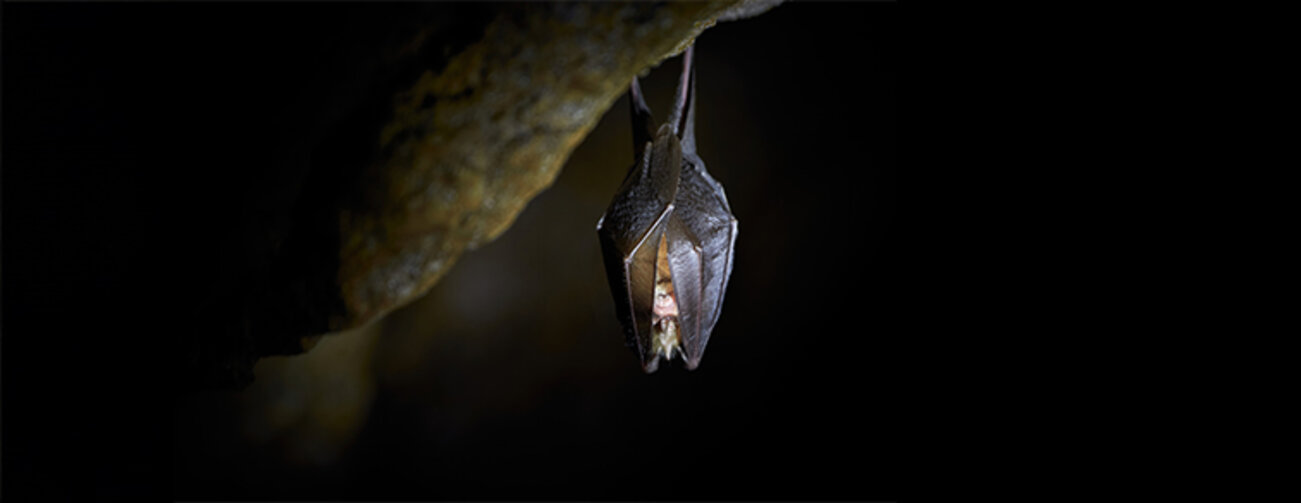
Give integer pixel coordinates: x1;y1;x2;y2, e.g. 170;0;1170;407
3;1;901;500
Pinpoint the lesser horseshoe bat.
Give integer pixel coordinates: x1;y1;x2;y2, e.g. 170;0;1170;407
596;44;738;373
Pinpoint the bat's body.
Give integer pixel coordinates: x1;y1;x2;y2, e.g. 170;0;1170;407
596;45;738;373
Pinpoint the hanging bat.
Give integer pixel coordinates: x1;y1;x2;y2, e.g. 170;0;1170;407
596;44;738;373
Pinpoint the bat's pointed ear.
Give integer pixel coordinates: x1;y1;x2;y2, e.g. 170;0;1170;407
630;77;655;162
668;44;697;154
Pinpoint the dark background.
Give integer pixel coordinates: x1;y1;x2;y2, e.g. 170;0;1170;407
3;1;900;500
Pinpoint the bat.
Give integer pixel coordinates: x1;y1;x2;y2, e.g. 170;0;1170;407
596;44;738;373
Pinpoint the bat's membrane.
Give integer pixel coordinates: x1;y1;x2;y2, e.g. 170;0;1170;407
651;233;681;361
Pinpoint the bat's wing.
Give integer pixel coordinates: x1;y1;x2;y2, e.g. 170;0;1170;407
670;157;737;370
668;43;736;369
597;126;683;372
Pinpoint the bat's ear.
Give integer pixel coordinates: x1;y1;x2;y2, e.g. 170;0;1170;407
630;77;655;162
668;44;697;155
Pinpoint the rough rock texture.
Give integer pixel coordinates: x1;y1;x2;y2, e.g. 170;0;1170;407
188;1;781;389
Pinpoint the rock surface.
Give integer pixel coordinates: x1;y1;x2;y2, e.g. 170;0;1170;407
189;1;780;388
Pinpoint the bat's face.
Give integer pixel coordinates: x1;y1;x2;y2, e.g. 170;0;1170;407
596;45;737;373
